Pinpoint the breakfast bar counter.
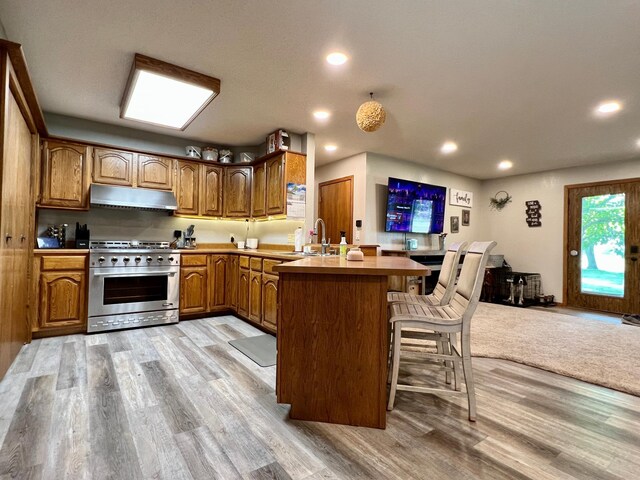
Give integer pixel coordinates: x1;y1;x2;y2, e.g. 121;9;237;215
273;256;429;429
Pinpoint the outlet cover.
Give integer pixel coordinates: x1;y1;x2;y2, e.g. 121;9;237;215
287;233;295;244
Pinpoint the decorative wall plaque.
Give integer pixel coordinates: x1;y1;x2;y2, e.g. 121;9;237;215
525;200;542;227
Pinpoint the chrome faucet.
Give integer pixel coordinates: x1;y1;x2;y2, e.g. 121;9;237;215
314;218;330;255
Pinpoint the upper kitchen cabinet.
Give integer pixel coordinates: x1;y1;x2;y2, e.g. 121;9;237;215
224;166;252;218
201;164;223;217
265;152;306;216
39;139;91;210
175;161;200;215
251;162;266;217
137;154;173;190
92;147;135;186
175;160;224;218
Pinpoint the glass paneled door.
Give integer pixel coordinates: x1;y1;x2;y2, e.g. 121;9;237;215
566;180;640;314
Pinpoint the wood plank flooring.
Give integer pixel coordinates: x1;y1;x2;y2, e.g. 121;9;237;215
0;315;638;479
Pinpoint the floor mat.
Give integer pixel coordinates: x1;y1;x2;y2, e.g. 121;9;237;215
228;334;276;367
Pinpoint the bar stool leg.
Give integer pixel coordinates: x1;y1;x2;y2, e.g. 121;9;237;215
387;321;402;411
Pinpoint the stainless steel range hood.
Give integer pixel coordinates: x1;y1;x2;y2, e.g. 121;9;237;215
90;184;178;212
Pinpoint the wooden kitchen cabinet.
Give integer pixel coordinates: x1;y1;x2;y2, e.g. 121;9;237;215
251;162;266;217
180;266;208;314
39;271;86;329
39;139;91;209
208;254;228;310
137;154;173;190
1;40;46;373
237;267;250;317
249;270;262;323
175;161;224;218
227;255;238;310
32;253;88;337
92;147;135;187
224;166;252;217
202;165;223;217
265;152;306;216
262;273;279;332
176;161;200;215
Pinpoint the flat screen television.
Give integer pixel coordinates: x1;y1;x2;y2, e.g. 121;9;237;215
385;177;446;233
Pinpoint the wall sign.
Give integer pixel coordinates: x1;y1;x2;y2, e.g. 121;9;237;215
525;200;542;227
450;188;473;208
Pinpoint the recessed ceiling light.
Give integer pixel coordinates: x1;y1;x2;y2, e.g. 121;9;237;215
313;110;330;120
326;52;348;65
636;138;640;148
498;160;513;170
594;100;622;117
121;54;220;130
324;144;338;152
440;141;458;154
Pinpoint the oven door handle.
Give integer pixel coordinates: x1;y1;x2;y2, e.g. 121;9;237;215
92;271;178;277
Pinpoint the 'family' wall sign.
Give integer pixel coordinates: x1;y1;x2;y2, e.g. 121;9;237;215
449;188;473;208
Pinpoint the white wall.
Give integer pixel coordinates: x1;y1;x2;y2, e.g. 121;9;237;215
314;153;367;243
366;153;486;249
0;17;7;40
480;157;640;301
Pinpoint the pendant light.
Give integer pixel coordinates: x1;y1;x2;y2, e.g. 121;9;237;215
356;92;386;132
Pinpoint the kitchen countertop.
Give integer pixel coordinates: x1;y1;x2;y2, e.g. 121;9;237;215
34;249;89;254
273;255;430;276
179;248;304;260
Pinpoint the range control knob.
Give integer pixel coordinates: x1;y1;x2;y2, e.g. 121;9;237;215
98;256;105;263
123;257;130;263
168;256;174;263
111;257;118;263
157;257;164;262
146;256;153;262
135;256;141;263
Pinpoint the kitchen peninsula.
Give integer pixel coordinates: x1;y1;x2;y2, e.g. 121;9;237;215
274;255;429;429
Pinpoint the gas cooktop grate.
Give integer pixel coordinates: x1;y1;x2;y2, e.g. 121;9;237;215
89;240;172;250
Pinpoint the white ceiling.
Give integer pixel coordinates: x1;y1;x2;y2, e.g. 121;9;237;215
2;0;640;179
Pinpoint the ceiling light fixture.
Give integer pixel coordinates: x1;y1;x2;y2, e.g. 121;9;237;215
594;100;622;117
121;54;220;130
356;92;386;133
324;144;338;152
498;160;513;170
636;138;640;148
440;141;458;154
313;110;331;120
326;52;348;65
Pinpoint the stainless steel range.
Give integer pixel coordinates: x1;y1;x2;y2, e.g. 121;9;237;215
88;240;180;333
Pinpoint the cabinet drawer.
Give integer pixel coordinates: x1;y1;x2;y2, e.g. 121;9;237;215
263;259;282;275
250;257;263;271
239;255;250;269
181;254;208;266
41;256;86;271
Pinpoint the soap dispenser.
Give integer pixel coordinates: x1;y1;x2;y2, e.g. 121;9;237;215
339;231;348;256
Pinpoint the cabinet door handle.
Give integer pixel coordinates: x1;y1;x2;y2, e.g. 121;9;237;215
20;234;26;242
5;233;12;243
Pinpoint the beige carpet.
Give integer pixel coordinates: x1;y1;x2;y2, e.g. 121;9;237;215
471;303;640;397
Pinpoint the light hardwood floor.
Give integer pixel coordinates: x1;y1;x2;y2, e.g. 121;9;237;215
0;315;638;479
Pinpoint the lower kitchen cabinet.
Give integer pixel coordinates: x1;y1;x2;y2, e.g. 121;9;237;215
262;274;279;332
179;252;286;333
227;255;238;309
32;253;88;337
180;266;208;314
40;272;86;329
249;270;262;323
208;255;228;310
237;267;250;317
